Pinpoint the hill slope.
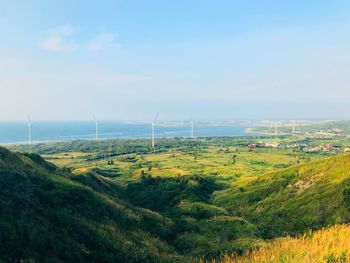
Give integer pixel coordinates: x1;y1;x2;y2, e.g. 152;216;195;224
3;144;350;262
213;153;350;238
214;224;350;263
0;147;182;263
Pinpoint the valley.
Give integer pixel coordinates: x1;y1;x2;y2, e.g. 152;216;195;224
3;134;350;262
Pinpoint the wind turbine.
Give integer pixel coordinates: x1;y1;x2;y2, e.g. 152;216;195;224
93;116;99;140
28;114;32;144
191;120;195;139
151;112;159;149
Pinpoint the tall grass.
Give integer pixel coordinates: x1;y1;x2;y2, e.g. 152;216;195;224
203;224;350;263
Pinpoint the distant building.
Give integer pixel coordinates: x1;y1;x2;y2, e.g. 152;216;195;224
264;142;280;148
324;143;334;150
248;144;257;150
332;128;343;133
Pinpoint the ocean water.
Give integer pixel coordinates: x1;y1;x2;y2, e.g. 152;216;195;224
0;121;255;144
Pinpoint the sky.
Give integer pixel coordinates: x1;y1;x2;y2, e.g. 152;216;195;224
1;0;350;121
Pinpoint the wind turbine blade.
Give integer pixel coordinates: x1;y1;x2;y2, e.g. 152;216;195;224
153;112;159;122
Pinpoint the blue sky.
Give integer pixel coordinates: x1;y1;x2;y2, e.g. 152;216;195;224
1;0;350;120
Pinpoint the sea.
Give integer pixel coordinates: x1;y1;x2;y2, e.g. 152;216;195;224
0;121;257;144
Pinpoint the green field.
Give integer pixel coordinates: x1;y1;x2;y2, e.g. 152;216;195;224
3;136;350;262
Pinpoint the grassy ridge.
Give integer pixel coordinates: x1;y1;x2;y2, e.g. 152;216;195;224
3;137;350;261
0;147;183;263
208;224;350;263
213;153;350;238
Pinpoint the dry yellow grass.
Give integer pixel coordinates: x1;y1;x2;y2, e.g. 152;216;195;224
203;224;350;263
73;167;89;174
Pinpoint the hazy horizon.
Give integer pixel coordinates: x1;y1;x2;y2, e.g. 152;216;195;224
0;118;345;122
1;1;350;120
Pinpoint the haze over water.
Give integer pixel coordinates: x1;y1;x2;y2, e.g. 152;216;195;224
0;121;254;144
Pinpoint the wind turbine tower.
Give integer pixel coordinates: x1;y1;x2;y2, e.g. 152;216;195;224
191;120;195;139
151;112;159;149
94;116;99;140
28;114;32;144
292;122;296;134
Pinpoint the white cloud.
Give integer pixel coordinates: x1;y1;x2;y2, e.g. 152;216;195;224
38;25;77;52
39;26;116;53
86;33;115;52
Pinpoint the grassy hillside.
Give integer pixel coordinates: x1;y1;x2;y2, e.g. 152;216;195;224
3;138;350;261
0;146;183;263
213;153;350;238
0;145;261;261
209;224;350;263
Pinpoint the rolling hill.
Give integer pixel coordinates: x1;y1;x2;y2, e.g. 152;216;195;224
213;153;350;239
208;224;350;263
2;142;350;262
0;146;183;263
